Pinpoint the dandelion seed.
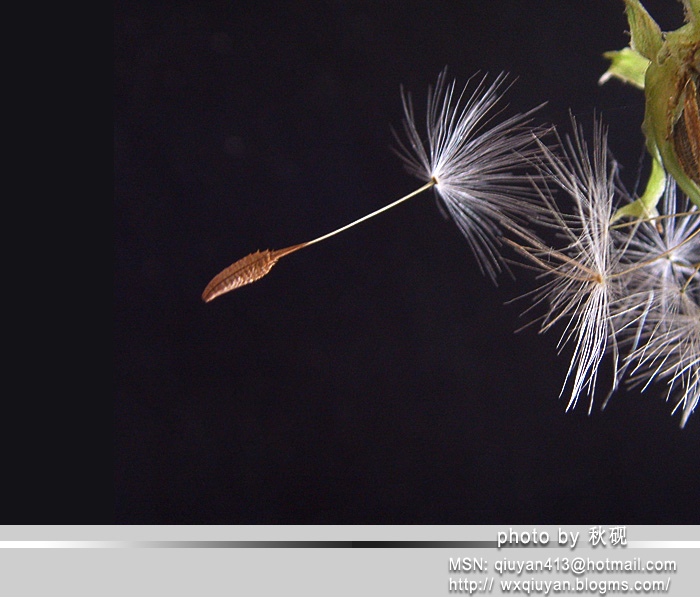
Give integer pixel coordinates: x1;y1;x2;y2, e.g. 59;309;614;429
396;70;545;280
620;181;700;302
628;289;700;427
614;182;700;425
203;71;543;300
607;183;697;381
509;119;625;412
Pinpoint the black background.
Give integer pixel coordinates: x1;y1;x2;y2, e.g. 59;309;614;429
115;0;699;523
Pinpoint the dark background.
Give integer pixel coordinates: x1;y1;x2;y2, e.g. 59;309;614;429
115;0;699;524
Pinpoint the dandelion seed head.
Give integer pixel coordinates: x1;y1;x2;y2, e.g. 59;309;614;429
622;181;700;298
513;119;625;412
395;70;544;281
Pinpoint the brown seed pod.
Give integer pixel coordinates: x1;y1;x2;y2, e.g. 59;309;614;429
672;70;700;186
201;244;305;302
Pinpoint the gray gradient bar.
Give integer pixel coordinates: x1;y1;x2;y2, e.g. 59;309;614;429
0;540;497;549
627;541;700;548
2;540;697;548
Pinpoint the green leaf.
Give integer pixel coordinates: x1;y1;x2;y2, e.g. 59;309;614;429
623;0;663;60
599;48;649;88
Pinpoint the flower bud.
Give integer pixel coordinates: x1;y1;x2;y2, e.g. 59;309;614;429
602;0;700;214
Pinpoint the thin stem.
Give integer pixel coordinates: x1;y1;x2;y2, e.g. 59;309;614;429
502;237;603;283
303;179;436;248
680;263;700;294
609;210;699;230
